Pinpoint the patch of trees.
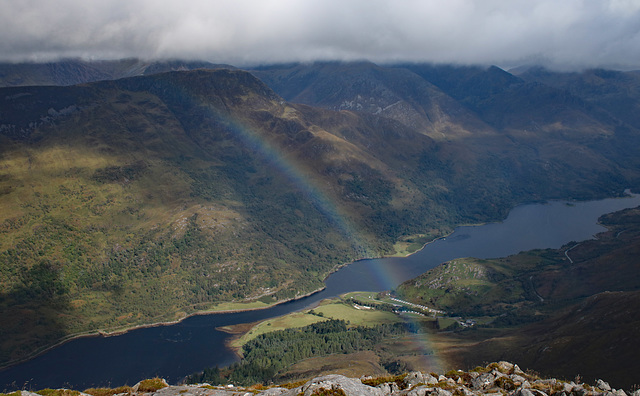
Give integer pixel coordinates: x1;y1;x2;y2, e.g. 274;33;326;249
186;319;406;386
91;161;148;184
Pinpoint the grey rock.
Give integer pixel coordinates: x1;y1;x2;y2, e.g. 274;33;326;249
513;365;526;376
518;388;536;396
570;387;586;396
530;389;548;396
404;371;427;387
496;362;515;374
472;373;497;390
612;390;627;396
291;374;383;396
257;388;290;395
432;388;453;396
445;378;457;388
145;386;241;396
468;372;481;379
406;385;431;396
534;379;557;386
511;375;528;385
153;385;224;396
456;386;475;396
376;382;399;395
596;380;612;392
424;373;439;385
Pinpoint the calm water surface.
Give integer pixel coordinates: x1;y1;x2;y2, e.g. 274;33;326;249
2;194;639;390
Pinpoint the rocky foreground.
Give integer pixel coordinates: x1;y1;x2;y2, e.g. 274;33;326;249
11;362;638;396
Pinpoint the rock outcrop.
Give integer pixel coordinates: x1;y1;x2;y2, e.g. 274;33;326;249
16;362;639;396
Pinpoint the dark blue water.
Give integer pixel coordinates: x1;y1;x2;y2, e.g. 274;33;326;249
2;194;639;391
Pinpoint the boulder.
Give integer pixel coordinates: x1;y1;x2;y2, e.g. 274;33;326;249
287;374;383;396
404;371;426;387
472;372;498;390
596;380;612;392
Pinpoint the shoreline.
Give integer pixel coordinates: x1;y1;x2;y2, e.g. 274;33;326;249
0;286;326;373
3;190;637;373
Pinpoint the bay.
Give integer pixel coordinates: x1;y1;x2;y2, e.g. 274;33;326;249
1;194;639;390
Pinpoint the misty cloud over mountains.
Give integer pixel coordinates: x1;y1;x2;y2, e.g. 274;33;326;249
2;0;640;70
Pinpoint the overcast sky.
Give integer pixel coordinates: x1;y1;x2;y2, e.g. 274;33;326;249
2;0;640;70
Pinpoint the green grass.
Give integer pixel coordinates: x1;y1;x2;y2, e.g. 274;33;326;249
313;302;400;326
231;312;327;348
231;297;403;350
135;378;168;392
83;386;133;396
208;300;275;312
35;389;81;396
390;233;443;256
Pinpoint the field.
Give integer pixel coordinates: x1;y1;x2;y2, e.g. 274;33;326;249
229;296;405;351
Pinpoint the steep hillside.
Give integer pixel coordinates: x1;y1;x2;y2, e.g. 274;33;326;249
251;61;494;140
515;67;640;130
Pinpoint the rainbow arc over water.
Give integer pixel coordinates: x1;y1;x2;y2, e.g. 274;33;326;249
163;73;443;371
207;106;443;372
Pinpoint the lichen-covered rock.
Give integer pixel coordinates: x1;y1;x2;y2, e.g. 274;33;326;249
472;372;500;390
404;371;428;388
512;388;536;396
288;374;383;396
376;381;400;395
405;385;430;396
496;362;515;373
255;388;289;395
597;379;612;391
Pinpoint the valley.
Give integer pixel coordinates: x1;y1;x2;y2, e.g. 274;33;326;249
1;60;640;390
208;203;640;390
1;194;638;390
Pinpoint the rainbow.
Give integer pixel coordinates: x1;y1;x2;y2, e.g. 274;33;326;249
210;107;444;372
215;111;371;252
162;73;442;372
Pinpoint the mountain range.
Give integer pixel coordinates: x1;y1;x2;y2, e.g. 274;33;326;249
1;59;640;378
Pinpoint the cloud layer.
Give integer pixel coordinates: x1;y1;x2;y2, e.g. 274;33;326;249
2;0;640;69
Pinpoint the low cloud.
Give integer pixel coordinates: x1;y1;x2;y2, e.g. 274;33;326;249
2;0;639;70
